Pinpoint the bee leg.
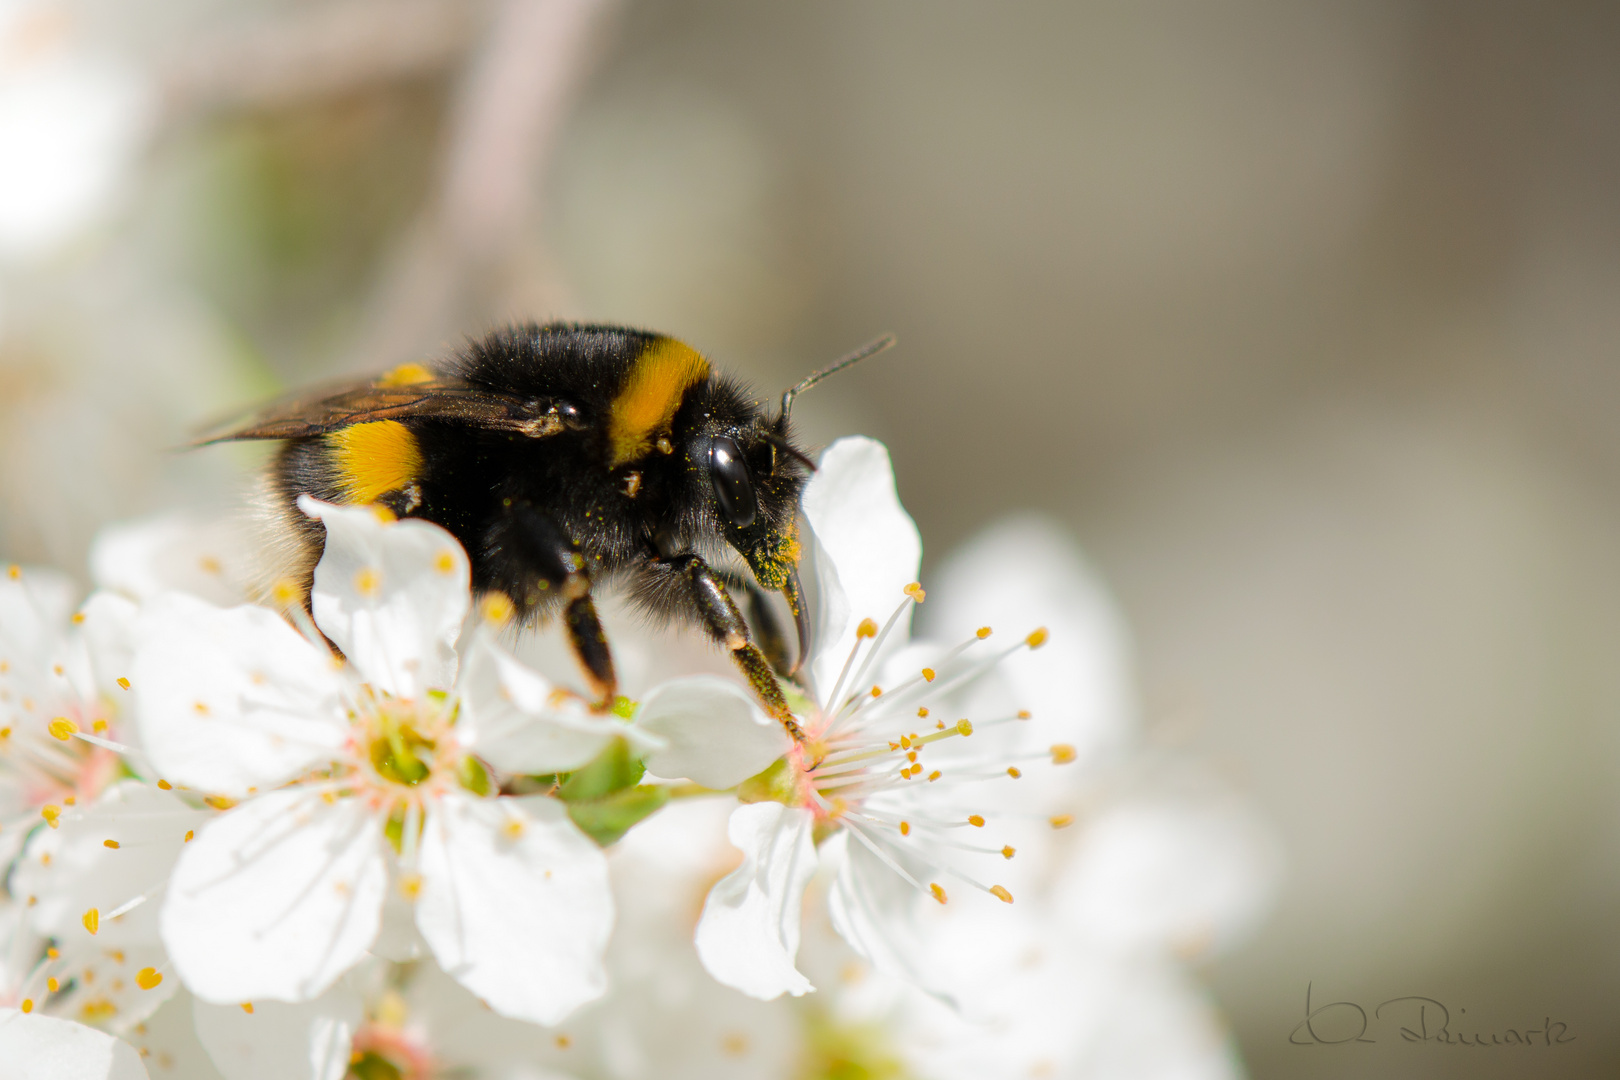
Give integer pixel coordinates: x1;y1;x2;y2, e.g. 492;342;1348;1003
508;499;617;710
714;570;795;681
674;554;804;742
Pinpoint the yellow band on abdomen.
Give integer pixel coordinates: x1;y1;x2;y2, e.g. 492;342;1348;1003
327;420;422;504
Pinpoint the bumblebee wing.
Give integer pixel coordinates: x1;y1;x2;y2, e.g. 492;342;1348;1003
193;376;564;444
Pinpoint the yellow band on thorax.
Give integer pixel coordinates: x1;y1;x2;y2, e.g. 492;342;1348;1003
607;338;710;467
327;420;423;504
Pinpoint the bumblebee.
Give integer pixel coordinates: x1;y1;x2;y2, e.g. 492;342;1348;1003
200;322;892;739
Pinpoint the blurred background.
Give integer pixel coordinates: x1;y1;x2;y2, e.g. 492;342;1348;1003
4;1;1620;1076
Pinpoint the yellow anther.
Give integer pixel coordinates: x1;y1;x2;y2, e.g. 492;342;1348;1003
899;821;911;836
204;795;236;811
921;667;936;682
1007;766;1022;779
109;950;124;964
48;718;77;741
929;883;948;904
968;815;985;828
906;751;918;763
927;770;941;781
116;677;130;691
936;720;946;730
856;617;879;639
1050;744;1077;765
20;998;32;1013
556;1034;573;1050
156;780;172;790
63;796;75;806
1001;845;1016;859
1017;710;1031;720
990;885;1014;904
53;665;63;676
83;908;99;935
322;791;337;804
6;565;18;579
198;556;223;575
899;735;911;749
241;1003;254;1014
976;626;992;639
1050;814;1074;829
1025;627;1049;649
41;805;61;827
481;592;515;626
103;840;119;849
40;852;50;866
917;706;929;718
888;740;900;751
904;582;926;602
369;505;397;524
870;685;882;698
0;727;8;739
955;719;974;736
71;611;85;625
92;719;107;733
183;830;194;843
399;873;423;900
270;578;300;608
193;701;209;716
503;818;526;839
135;968;162;990
434;550;457;574
46;948;58;960
354;567;382;596
47;977;59;992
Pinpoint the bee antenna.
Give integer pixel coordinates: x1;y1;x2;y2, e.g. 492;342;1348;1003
779;333;896;419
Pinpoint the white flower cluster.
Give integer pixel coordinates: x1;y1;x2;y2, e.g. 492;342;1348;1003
0;437;1279;1080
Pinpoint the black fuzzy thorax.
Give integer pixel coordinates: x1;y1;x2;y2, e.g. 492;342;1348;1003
275;322;808;628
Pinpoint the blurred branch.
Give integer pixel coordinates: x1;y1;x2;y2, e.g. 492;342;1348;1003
158;0;489;119
351;0;614;369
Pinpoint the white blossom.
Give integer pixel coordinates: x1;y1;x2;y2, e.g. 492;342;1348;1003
132;500;615;1026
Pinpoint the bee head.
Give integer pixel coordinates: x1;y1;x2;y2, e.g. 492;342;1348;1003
690;402;813;670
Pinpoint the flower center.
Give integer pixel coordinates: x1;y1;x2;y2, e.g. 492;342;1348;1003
361;692;455;789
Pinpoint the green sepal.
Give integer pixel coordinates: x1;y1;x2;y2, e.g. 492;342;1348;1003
557;737;644;803
737;755;798;806
566;785;670;847
458;755;492;797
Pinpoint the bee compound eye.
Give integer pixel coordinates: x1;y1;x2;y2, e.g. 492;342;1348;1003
708;436;758;529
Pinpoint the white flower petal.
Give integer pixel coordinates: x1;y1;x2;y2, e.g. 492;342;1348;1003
303;498;469;698
694;802;818;1000
90;512;254;606
925;513;1135;766
457;633;635;773
132;593;348;797
636;676;788;788
824;830;934;990
0;1009;149;1080
192;982;362;1080
416;793;612;1026
14;780;208;947
1058;791;1282;955
161;789;387;1004
44;942;175;1035
77;590;140;704
0;565;77;670
801;438;921;700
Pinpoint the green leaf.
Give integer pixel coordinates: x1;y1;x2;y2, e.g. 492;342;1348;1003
557;737;644;802
566;785;671;847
